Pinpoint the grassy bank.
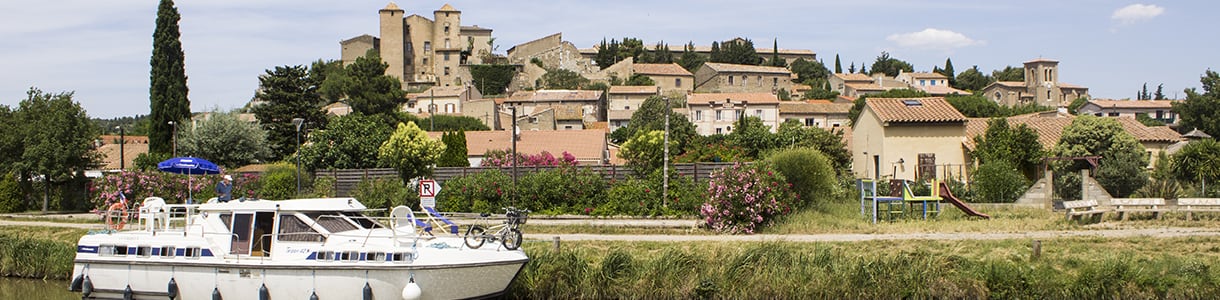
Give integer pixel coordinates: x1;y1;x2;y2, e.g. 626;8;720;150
0;226;84;280
509;238;1220;299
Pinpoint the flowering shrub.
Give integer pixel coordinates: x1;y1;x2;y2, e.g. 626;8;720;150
482;149;577;167
701;163;794;234
91;171;259;209
600;172;704;217
437;169;513;213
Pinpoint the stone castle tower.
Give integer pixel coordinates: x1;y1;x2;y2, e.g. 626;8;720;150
341;2;493;89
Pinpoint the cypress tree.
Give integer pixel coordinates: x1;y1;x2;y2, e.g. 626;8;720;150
834;54;842;73
943;58;956;86
149;0;190;155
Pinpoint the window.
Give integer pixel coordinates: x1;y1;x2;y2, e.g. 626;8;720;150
1108;112;1120;117
445;103;456;113
369;252;386;262
160;246;176;258
920;80;926;86
694;110;702;121
444;67;451;75
444;38;451;48
137;246;152;257
1156;110;1164;119
772;77;777;86
728;76;734;85
758;76;763;86
742;76;748;86
930;80;936;86
444;52;450;61
1047;90;1051;100
444;23;451;34
423;42;431;52
675;78;682;87
427;104;437;113
755;109;763;118
993;92;1001;102
715;110;723;120
564;125;573;130
902;99;922;107
184;247;202;259
341;212;383;229
805;118;816;127
715;128;723;134
422;57;428;65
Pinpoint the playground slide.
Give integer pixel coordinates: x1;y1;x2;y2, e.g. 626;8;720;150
938;182;991;219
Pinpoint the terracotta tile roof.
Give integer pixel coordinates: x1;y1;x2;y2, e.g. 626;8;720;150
608;109;635;121
436;3;458;12
993;81;1025;88
702;62;790;74
633;63;693;76
917;85;970;95
607;86;659;95
97;143;149;170
845;83;886;91
835;95;857;103
903;72;947;79
415;86;468;98
687;93;780;105
427;129;608;162
1024;58;1058;64
964;114;1184;150
553;105;584;121
1087;99;1175;109
865;97;966;124
833;73;874;82
460;25;492;32
506;90;603;102
779;102;851;114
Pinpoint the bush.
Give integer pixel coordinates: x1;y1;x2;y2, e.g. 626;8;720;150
599;172;704;217
351;178;415;216
257;163;302;200
972;162;1030;203
764;148;838;210
701;163;794;234
0;172;23;213
311;175;336;198
517;166;606;214
90;170;223;207
437;169;513;214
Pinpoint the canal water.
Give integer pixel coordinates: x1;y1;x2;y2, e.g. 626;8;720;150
0;278;76;300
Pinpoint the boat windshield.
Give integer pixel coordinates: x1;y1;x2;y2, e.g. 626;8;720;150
342;212;384;229
303;212;359;233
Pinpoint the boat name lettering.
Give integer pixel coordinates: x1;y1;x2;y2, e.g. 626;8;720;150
285;247;313;254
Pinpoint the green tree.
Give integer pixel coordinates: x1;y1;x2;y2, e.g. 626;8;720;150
1174;70;1220;137
764;147;837;210
648;42;674;64
945;94;1002;117
972;161;1029;203
1067;97;1089;114
1138;83;1151;100
320;49;406;116
676;42;706;73
729;116;776;159
1154;84;1166;100
992;66;1024;82
802;87;840;100
437;130;470;167
767;39;786;67
614;96;698;154
300;114;392;171
469;64;516;96
410;114;490;132
618;130;673;176
775;120;851;173
252;65;327;161
712;38;762;65
776;89;791;101
972;118;1043;180
834;54;842;74
379;122;445;184
1171;139;1220;194
953;65;993;91
868;52;914;77
847;89;931;125
1051;116;1148;198
149;0;191;155
13;88;101;211
939;58;956;86
177;110;271;169
789;58;830;85
0;106;21;175
540;68;590;89
624;74;655;86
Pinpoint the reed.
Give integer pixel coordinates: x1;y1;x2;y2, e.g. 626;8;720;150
0;226;84;280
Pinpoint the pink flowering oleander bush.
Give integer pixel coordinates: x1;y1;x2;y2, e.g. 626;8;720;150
482;149;578;167
701;162;794;234
90;171;260;209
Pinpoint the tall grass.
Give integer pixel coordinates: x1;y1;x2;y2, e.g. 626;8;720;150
0;227;84;280
510;238;1220;299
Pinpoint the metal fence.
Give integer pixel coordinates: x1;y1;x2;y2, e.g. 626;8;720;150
315;162;739;197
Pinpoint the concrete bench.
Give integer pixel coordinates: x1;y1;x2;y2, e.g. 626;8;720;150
1064;199;1105;223
1177;198;1220;220
1110;198;1166;220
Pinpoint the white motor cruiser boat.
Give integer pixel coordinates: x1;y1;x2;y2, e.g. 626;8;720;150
69;197;529;300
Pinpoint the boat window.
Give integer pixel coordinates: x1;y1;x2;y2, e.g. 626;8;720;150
279;215;325;242
304;212;359;233
316;251;332;261
391;252;413;263
99;245;123;257
230;213;253;255
342;251;359;261
369;252;386;262
160;246;176;258
219;213;232;231
184;247;202;259
137;246;152;257
343;212;384;229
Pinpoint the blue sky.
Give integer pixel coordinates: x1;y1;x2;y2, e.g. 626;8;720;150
1;1;1213;118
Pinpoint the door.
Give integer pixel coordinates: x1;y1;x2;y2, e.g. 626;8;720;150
918;153;936;180
230;213;253;255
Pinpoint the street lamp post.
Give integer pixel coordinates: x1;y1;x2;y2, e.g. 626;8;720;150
292;118;305;196
510;106;518;206
115;126;125;170
167;121;177;157
663;96;670;208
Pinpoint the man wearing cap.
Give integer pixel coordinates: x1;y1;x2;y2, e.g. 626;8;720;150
216;175;234;202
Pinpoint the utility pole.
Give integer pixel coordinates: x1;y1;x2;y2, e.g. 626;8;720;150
663;96;670;208
168;121;177;157
115;126;125;170
430;88;436;131
510;106;518;206
293;118;305;196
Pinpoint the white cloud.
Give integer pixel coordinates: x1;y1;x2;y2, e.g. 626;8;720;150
886;28;984;50
1111;4;1164;24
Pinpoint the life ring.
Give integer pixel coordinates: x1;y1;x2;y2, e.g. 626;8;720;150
106;202;129;230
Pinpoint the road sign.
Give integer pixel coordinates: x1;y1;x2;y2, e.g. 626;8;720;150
419;179;440;208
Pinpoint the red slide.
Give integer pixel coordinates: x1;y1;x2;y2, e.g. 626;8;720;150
938;182;990;219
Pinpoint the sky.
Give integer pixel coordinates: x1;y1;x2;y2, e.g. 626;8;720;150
1;0;1215;118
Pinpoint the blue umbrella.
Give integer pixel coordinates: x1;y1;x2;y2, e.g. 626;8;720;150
157;157;222;204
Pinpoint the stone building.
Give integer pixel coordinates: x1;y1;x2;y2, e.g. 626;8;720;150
404;85;482;115
1077;99;1179;126
340;3;494;89
693;63;793;93
778;100;852;130
632;63;694;99
686;92;781;135
895;71;967;96
503;90;605;126
981;58;1089;107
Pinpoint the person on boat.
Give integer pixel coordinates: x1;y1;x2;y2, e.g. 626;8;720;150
216;175;233;202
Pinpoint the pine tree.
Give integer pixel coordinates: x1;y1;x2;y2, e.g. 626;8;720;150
1154;84;1166;100
149;0;190;155
834;54;842;74
1139;83;1150;100
848;62;856;74
860;64;868;74
942;58;956;86
709;41;721;63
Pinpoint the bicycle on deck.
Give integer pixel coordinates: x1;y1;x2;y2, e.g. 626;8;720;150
463;207;529;250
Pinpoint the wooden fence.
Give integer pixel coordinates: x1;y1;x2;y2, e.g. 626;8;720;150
315;162;738;197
